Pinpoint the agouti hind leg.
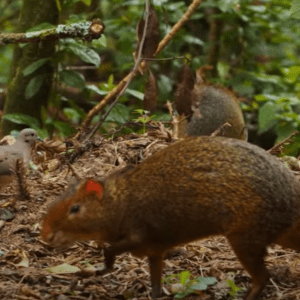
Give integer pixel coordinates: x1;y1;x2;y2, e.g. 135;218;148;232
276;225;300;252
228;236;269;300
149;255;164;298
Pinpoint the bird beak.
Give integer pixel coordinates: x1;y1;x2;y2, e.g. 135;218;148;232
38;137;43;142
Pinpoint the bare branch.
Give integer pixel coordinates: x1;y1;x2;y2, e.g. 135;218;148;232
80;0;203;131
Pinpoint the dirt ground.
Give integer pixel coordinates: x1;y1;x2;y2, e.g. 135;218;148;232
1;130;300;300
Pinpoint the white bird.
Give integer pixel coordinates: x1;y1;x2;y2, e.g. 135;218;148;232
0;128;41;187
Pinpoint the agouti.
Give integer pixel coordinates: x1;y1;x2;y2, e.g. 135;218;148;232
187;84;247;140
41;136;300;300
175;65;247;140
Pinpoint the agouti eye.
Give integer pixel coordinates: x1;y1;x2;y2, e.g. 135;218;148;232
69;205;80;214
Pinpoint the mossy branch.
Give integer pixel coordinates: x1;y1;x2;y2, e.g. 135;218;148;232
0;20;104;45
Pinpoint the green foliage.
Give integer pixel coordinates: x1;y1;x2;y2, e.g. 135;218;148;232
60;39;101;67
133;109;155;133
23;58;50;76
106;103;131;124
291;0;300;18
164;270;217;299
59;70;85;89
2;0;300;141
227;279;243;298
2;113;40;129
25;75;45;99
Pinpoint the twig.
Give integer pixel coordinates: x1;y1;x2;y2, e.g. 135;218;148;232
67;162;82;181
80;0;203;131
84;0;151;141
210;122;231;137
268;131;298;156
141;56;188;62
154;0;203;55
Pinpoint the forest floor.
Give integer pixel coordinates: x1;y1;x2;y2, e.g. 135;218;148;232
0;128;300;300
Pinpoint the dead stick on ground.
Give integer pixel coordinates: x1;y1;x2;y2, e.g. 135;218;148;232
80;0;203;132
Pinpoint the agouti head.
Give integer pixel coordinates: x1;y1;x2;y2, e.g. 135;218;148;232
42;179;106;247
41;136;300;300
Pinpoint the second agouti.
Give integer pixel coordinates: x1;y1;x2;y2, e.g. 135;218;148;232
41;136;300;300
175;65;247;140
187;84;247;140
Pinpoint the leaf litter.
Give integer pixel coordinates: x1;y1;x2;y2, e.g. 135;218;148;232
0;129;300;300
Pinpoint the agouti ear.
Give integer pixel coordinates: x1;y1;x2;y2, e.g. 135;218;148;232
81;178;104;199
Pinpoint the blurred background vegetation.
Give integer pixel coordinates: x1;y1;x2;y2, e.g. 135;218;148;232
1;0;300;152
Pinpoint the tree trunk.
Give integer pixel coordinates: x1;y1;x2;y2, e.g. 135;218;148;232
1;0;59;135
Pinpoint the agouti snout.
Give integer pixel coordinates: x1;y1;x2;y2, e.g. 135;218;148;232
41;136;300;300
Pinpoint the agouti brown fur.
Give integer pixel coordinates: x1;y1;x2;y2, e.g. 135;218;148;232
175;65;247;140
41;136;300;300
187;84;247;140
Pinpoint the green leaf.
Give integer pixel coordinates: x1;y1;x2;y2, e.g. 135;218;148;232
126;88;144;100
182;35;203;46
63;108;81;123
92;35;107;48
174;292;185;299
67;43;101;67
189;282;206;290
26;23;55;32
179;271;191;285
64;0;91;5
227;279;242;297
59;70;85;89
25;75;44;99
85;85;107;95
282;66;300;83
218;0;236;12
53;121;77;137
196;277;217;285
23;58;50;76
55;0;62;11
248;5;266;13
108;74;114;90
105;103;130;124
291;0;300;18
2;114;40;129
258;102;278;132
81;0;91;5
67;100;87;119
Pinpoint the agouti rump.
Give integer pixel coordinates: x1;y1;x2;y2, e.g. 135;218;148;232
41;136;300;300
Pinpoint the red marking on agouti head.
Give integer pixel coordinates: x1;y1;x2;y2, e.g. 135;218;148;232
86;180;103;197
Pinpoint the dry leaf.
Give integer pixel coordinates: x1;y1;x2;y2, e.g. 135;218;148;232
175;64;194;121
143;70;158;113
136;4;160;60
46;263;81;274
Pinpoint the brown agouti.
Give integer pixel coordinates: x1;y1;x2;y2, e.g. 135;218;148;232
175;66;247;140
41;136;300;300
188;84;247;140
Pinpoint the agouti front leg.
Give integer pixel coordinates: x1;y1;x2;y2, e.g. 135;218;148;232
149;255;164;298
103;246;117;270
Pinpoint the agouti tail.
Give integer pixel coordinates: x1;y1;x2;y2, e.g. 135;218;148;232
41;136;300;300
